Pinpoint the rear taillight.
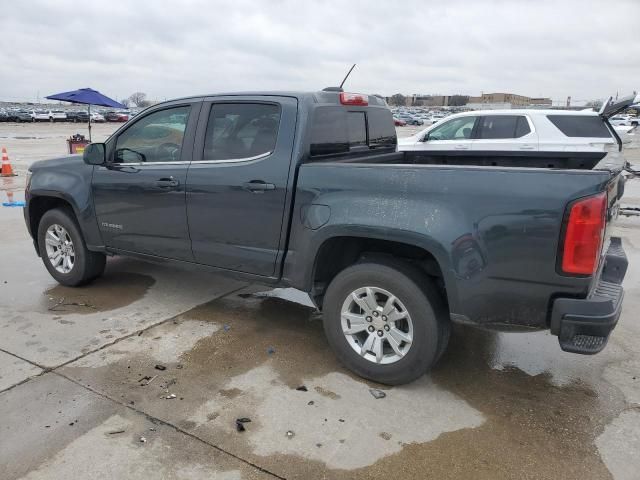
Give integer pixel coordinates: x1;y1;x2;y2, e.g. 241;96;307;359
561;192;607;275
340;92;368;106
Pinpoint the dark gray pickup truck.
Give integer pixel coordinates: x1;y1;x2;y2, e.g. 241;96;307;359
24;89;630;384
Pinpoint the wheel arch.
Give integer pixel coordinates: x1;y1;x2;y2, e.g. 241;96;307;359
308;231;457;312
27;194;83;253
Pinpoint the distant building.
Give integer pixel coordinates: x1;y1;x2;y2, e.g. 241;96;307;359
466;102;514;110
410;95;450;107
529;97;553;106
466;92;553;110
468;92;531;106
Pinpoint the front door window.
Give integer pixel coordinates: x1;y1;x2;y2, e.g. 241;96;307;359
427;117;477;141
115;106;191;163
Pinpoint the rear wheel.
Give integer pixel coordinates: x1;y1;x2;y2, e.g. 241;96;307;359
37;208;106;286
323;260;449;385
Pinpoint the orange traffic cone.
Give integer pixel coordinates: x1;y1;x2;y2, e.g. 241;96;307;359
1;147;17;177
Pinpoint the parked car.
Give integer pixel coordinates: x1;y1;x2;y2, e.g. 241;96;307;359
46;110;67;122
393;117;407;126
397;102;634;158
30;110;50;122
24;89;629;385
66;111;90;123
610;114;639;127
90;112;105;123
397;114;424;126
105;111;129;122
14;110;34;123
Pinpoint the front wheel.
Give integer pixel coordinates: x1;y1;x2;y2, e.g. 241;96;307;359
37;208;106;286
322;260;449;385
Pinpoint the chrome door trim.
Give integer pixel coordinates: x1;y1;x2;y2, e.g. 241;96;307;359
191;151;272;165
108;151;273;167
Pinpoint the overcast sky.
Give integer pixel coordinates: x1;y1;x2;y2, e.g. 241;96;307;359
2;0;639;105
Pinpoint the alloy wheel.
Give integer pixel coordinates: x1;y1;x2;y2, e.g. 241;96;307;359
340;286;414;364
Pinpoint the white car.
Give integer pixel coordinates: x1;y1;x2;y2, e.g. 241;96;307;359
398;100;638;156
48;110;67;122
30;110;50;122
90;112;105;122
610;114;639;127
29;110;67;122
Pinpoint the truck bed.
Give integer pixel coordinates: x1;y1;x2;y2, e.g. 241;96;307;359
287;151;623;330
333;146;625;172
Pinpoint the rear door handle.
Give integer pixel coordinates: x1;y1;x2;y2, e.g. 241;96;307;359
243;181;275;192
156;177;180;188
454;145;469;150
519;145;535;150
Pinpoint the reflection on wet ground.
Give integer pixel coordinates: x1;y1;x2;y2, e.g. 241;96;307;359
42;272;155;314
61;285;629;479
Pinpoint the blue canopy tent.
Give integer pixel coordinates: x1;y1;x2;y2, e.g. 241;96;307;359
45;88;125;141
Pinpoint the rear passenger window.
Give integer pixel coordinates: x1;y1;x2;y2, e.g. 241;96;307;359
515;116;531;137
547;115;611;138
309;106;397;158
368;109;397;148
203;103;280;160
478;115;530;139
347;112;367;147
310;107;349;156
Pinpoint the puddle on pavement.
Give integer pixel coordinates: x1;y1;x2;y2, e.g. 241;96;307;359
61;286;628;479
41;272;155;314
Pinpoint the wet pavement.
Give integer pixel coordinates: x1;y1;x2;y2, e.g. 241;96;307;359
1;123;639;479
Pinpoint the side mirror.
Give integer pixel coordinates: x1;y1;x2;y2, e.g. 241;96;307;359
421;134;430;142
83;143;106;165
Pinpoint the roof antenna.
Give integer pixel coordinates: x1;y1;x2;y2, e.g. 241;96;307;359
339;64;357;89
323;64;356;92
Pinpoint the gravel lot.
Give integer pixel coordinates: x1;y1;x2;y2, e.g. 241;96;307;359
1;122;639;479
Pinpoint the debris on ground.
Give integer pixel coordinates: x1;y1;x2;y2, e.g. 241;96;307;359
223;324;231;331
139;375;158;386
47;297;96;311
166;393;177;399
267;346;276;355
339;418;345;422
108;430;125;435
286;430;295;439
154;364;166;371
139;436;147;443
235;417;251;432
369;388;386;399
307;401;314;406
296;385;308;392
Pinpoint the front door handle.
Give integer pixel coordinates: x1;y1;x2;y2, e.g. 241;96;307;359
156;177;180;188
519;145;535;150
243;181;276;192
454;145;470;150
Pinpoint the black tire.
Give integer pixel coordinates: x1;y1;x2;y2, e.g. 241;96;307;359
323;259;449;385
37;208;106;287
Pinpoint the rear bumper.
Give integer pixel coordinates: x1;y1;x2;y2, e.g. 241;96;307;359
550;237;627;354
